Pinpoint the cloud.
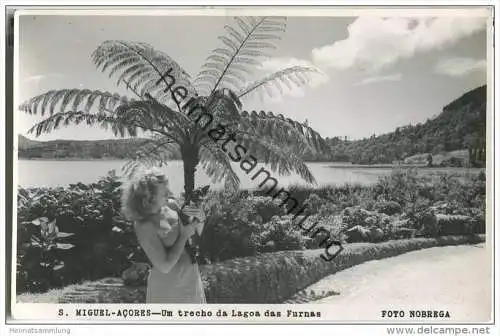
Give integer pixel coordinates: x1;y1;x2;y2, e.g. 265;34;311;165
23;73;62;85
253;57;329;99
312;16;487;73
434;57;486;77
260;57;315;71
23;75;46;84
354;72;403;86
259;57;329;86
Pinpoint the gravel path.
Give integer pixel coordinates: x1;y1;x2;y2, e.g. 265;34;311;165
296;244;492;322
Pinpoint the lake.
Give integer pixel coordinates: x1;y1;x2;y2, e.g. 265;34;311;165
16;160;482;196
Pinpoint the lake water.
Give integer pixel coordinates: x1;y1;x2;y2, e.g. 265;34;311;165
17;160;482;196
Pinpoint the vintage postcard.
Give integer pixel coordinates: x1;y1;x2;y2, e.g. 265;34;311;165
6;4;496;328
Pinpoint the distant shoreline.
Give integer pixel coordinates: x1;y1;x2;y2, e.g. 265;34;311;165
17;157;126;162
328;164;426;169
16;157;420;166
17;158;484;170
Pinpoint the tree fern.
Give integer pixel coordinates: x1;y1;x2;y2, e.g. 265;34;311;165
92;40;196;110
194;16;287;96
20;17;332;198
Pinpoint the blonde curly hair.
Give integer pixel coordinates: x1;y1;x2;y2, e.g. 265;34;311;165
121;167;172;222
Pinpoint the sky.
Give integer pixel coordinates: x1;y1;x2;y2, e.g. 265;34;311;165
17;10;489;141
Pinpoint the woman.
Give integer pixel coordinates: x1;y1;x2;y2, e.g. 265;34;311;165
121;168;206;303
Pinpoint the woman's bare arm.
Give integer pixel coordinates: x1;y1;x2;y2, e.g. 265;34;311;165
134;222;193;274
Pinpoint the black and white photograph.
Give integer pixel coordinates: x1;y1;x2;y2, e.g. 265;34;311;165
6;5;495;327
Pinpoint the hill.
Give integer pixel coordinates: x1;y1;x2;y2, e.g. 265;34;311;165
304;85;487;167
18;135;182;160
18;134;40;149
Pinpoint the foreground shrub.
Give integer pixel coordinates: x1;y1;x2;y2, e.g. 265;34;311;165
436;214;477;235
256;216;308;252
199;192;301;262
16;217;75;293
22;235;484;304
415;210;439;237
16;171;144;293
341;206;392;231
16;168;486;294
249;196;288;222
121;262;150;286
374;201;402;216
199;191;263;263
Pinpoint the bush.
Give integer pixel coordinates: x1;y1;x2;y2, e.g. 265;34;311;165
301;193;339;218
121;262;150;286
16;171;146;293
26;234;484;304
374;201;402;216
199;191;263;263
374;168;422;209
436;214;476;235
439;157;465;167
256;216;308;252
16;217;75;293
303;193;325;214
344;225;370;243
341;206;376;229
248;196;288;222
415;210;439;237
200;193;310;262
16;168;486;294
340;206;392;232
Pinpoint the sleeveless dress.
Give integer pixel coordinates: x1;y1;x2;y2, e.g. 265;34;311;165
145;205;206;303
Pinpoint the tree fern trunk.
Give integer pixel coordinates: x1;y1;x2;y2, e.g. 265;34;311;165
181;145;199;203
181;144;200;264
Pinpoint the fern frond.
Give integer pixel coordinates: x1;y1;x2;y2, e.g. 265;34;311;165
185;89;243;144
236;110;329;155
26;111;139;138
234;127;310;157
194;16;287;95
92;40;196;109
122;135;180;178
237;65;324;100
199;141;240;191
237;132;316;184
19;89;129;117
206;88;243;119
116;95;193;142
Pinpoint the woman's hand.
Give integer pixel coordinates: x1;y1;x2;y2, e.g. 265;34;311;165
181;205;206;236
179;221;196;240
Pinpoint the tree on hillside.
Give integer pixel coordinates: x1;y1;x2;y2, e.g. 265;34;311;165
20;17;328;201
426;153;433;167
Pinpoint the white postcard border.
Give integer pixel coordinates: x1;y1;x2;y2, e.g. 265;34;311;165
4;1;498;327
